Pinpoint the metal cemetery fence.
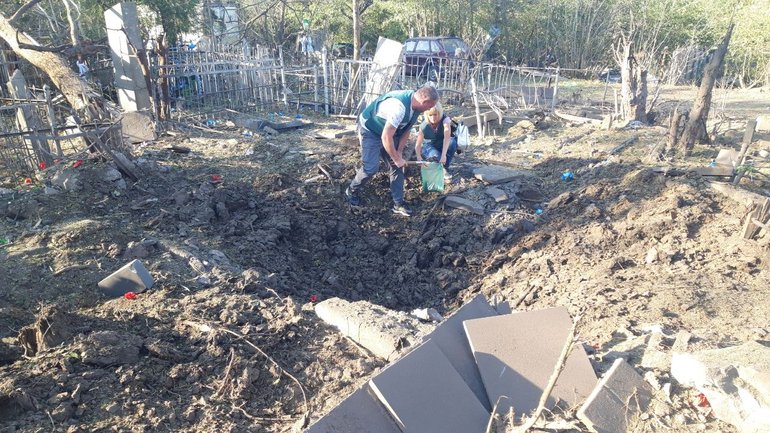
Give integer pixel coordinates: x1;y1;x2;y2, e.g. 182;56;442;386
0;86;125;177
153;48;559;121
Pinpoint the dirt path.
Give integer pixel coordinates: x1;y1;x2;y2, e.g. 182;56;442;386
1;86;769;433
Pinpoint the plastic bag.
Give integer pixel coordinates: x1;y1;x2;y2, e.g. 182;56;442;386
456;123;470;151
421;162;445;193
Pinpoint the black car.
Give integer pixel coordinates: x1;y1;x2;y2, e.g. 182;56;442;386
598;67;621;83
403;36;470;80
332;43;354;58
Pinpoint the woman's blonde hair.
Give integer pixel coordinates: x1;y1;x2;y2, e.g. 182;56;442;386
426;101;443;118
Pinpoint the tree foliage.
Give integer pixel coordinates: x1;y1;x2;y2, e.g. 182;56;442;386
1;0;768;86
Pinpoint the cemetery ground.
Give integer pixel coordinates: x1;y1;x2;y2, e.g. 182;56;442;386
1;82;769;433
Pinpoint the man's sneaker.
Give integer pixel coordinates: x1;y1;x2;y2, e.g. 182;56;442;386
392;203;412;217
345;187;361;207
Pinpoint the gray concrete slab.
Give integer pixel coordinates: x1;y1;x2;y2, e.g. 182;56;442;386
485;187;509;203
464;307;596;417
305;386;401;433
445;195;485;215
369;340;490;433
97;259;154;297
473;165;533;185
577;358;653;433
420;294;497;411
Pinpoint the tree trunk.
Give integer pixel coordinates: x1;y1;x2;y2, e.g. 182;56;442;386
0;13;100;120
679;24;734;157
619;40;647;123
352;0;361;61
663;108;687;159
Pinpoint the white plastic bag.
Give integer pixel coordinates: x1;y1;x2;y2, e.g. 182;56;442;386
456;123;470;150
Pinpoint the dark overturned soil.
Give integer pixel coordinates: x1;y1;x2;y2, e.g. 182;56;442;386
1;96;769;433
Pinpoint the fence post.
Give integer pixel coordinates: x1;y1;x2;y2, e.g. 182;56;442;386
321;48;330;116
279;46;288;107
314;63;319;112
44;85;62;157
470;75;484;139
551;67;560;111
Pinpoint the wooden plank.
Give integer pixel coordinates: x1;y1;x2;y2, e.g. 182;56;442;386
733;118;758;185
455;110;500;128
742;198;770;239
694;165;734;177
709;182;769;207
609;135;639;155
553;110;603;126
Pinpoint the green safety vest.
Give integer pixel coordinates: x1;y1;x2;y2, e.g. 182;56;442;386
420;114;449;144
361;90;418;137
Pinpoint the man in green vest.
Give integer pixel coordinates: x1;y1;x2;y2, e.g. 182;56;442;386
345;86;439;217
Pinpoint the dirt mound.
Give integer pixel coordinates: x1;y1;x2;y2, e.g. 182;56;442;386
1;110;769;432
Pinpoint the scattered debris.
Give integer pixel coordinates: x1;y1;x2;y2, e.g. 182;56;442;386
671;341;770;433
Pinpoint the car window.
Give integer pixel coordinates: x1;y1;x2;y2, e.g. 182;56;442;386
441;38;466;54
415;40;430;52
405;41;416;52
430;41;441;53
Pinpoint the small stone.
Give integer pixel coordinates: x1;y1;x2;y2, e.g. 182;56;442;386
645;247;659;264
105;402;121;415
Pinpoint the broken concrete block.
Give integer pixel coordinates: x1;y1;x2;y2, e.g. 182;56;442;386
305;386;401;433
420;294;498;411
671;341;770;433
121;111;156;143
473;165;533;184
485;187;508;203
645;247;658;264
369;340;490;433
314;297;430;361
51;170;81;192
715;148;739;167
640;331;669;370
97;259;154;297
444;196;484;215
102;167;123;182
671;331;692;353
756;115;769;132
464;307;596;417
577;358;654;433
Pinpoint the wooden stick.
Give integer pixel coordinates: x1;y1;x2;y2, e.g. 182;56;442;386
733;118;758;185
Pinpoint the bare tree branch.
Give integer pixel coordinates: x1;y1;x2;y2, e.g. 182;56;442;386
61;0;80;49
9;0;45;24
16;31;71;52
